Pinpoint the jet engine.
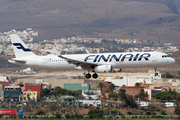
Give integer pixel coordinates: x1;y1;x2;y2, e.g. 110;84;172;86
94;65;112;73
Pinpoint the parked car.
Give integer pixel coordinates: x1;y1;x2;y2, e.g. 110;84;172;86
89;104;93;106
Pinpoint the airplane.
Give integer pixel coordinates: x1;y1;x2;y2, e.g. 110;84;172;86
8;34;175;79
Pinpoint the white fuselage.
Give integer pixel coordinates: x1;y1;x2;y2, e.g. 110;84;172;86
9;51;175;71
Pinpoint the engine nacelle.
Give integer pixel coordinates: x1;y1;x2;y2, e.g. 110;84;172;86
94;65;112;73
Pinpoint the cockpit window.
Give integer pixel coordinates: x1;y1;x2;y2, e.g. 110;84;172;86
162;55;170;58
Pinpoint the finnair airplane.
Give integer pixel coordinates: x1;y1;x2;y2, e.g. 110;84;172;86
8;34;175;79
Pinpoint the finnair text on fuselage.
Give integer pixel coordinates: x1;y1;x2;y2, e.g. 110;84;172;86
84;53;150;62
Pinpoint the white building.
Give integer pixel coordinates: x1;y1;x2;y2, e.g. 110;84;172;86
74;100;101;107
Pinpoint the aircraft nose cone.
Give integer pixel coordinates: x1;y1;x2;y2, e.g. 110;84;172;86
171;58;176;64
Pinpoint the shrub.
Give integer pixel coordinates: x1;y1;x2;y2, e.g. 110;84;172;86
13;116;16;119
161;110;167;115
28;116;31;119
121;114;125;119
127;111;132;115
139;116;142;119
65;114;70;119
145;111;151;115
18;115;23;119
71;114;75;119
55;113;61;118
140;111;143;115
174;108;180;115
79;114;83;119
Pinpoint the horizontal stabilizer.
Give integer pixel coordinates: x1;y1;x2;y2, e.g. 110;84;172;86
9;58;26;63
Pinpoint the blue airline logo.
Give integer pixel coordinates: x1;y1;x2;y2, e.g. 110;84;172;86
84;53;151;62
13;43;31;51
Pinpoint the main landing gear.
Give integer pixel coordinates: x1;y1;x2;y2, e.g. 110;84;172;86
154;68;158;76
85;73;98;79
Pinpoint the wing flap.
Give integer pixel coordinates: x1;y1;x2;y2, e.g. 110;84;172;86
58;55;99;70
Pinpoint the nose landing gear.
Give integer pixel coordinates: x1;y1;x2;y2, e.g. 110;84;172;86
154;68;158;76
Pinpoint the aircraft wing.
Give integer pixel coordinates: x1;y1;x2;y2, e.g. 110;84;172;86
59;55;99;70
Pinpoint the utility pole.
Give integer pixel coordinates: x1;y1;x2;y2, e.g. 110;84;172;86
126;70;128;97
110;95;111;116
173;95;174;117
117;93;119;115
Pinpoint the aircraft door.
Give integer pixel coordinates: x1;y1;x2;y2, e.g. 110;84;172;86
152;53;157;62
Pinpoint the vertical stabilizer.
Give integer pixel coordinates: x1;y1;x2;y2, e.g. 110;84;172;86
10;34;36;58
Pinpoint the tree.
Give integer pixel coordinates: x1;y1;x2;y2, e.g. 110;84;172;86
135;83;140;86
155;91;177;101
97;82;105;93
41;88;50;97
139;89;148;100
178;71;180;77
66;90;72;95
161;111;167;115
119;88;126;101
174;108;180;115
27;94;30;101
108;83;115;93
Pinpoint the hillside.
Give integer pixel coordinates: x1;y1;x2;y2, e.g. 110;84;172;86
0;0;180;43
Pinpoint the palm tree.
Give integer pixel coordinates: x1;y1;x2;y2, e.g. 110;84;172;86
139;89;148;100
97;82;105;93
119;88;126;100
108;83;115;93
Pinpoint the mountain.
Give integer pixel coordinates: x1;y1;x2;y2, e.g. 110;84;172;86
0;0;180;43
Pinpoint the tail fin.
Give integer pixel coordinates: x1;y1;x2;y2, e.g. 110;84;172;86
10;34;37;58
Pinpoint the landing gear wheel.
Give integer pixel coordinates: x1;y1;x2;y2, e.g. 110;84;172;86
92;73;98;79
155;72;158;76
85;73;91;79
154;67;158;76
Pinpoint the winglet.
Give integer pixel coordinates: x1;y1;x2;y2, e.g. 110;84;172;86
86;49;90;54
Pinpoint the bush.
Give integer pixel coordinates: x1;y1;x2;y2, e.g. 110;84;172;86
127;111;132;115
18;115;23;119
65;114;70;119
71;114;75;119
139;116;142;119
140;111;143;115
174;108;180;115
13;116;16;119
121;114;125;119
132;116;134;119
145;111;151;115
161;110;167;115
28;116;31;119
55;113;61;118
79;114;83;119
